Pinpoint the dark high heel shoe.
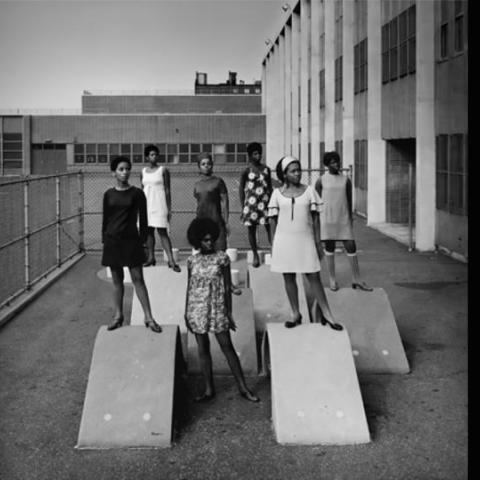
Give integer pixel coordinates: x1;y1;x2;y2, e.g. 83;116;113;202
168;261;181;273
144;319;162;333
352;282;373;291
143;259;156;267
320;316;343;331
107;316;124;331
285;314;302;328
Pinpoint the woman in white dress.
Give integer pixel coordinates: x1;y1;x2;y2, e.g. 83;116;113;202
141;145;181;272
268;156;342;330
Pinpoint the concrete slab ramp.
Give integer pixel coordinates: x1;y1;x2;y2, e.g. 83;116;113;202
76;324;182;449
187;288;258;374
263;323;370;445
324;288;410;374
131;266;187;330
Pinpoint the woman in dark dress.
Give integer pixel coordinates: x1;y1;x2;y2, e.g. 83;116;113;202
193;153;229;251
101;156;162;332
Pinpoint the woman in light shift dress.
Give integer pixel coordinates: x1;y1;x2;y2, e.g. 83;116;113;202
141;144;181;272
268;156;342;331
315;151;371;291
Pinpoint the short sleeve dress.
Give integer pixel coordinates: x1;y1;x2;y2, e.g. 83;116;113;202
318;172;354;240
267;186;323;273
142;166;169;228
240;166;271;226
101;186;148;268
193;176;228;251
185;251;233;334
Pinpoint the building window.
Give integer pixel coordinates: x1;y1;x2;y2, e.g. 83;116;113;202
319;69;325;108
334;56;343;102
454;1;465;53
389;17;398;81
2;132;23;170
354;140;368;191
335;140;343;166
320;142;325;170
354;38;368;94
382;23;390;83
436;134;467;216
399;10;408;77
440;23;449;59
407;5;416;74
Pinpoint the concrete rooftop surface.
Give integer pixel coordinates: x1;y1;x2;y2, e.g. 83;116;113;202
0;217;468;480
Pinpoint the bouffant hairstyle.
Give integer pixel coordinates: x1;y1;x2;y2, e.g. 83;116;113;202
323;151;341;166
197;152;213;165
275;156;301;183
247;142;262;157
110;156;132;172
187;217;220;249
144;144;159;157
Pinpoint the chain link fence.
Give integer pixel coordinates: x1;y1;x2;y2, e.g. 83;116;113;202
0;173;84;311
81;165;343;252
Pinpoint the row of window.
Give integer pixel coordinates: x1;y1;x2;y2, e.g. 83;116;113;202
382;5;416;84
439;1;467;60
71;143;258;165
436;134;468;216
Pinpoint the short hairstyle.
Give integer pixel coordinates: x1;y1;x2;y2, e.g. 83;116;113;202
197;152;213;165
187;217;220;249
247;142;262;157
110;156;131;172
323;151;341;166
275;156;301;183
144;144;159;157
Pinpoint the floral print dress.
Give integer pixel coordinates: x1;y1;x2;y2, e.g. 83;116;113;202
240;166;271;226
185;251;233;334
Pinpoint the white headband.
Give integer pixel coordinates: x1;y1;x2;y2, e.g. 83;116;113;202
281;156;299;173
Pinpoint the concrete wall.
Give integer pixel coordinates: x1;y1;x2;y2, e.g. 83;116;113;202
82;95;262;114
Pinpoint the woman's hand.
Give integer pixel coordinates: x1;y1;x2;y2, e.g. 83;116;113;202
315;241;325;261
184;314;193;333
227;312;236;331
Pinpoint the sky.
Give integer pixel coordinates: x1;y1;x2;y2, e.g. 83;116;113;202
0;0;288;110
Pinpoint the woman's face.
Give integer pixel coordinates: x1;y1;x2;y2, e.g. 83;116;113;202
114;161;131;185
147;150;159;165
200;233;215;253
327;158;341;174
285;162;301;185
198;157;213;176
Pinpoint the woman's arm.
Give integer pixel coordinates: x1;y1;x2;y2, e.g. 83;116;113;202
265;166;273;195
137;189;149;244
219;178;229;226
238;168;248;207
184;263;193;333
312;211;324;261
222;261;235;330
346;177;353;221
163;167;172;222
101;191;108;243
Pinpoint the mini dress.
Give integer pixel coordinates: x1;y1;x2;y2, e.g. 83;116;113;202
240;166;271;226
142;166;169;228
318;172;354;240
267;186;323;273
185;251;234;334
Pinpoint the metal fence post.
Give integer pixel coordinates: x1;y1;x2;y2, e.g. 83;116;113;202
56;177;61;266
78;171;85;252
23;180;31;290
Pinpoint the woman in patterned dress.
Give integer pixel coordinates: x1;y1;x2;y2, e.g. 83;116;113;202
184;217;259;403
239;142;272;267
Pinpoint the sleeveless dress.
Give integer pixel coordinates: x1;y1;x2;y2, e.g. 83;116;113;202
267;186;323;273
185;251;234;334
141;166;169;228
240;166;271;226
318;172;354;240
